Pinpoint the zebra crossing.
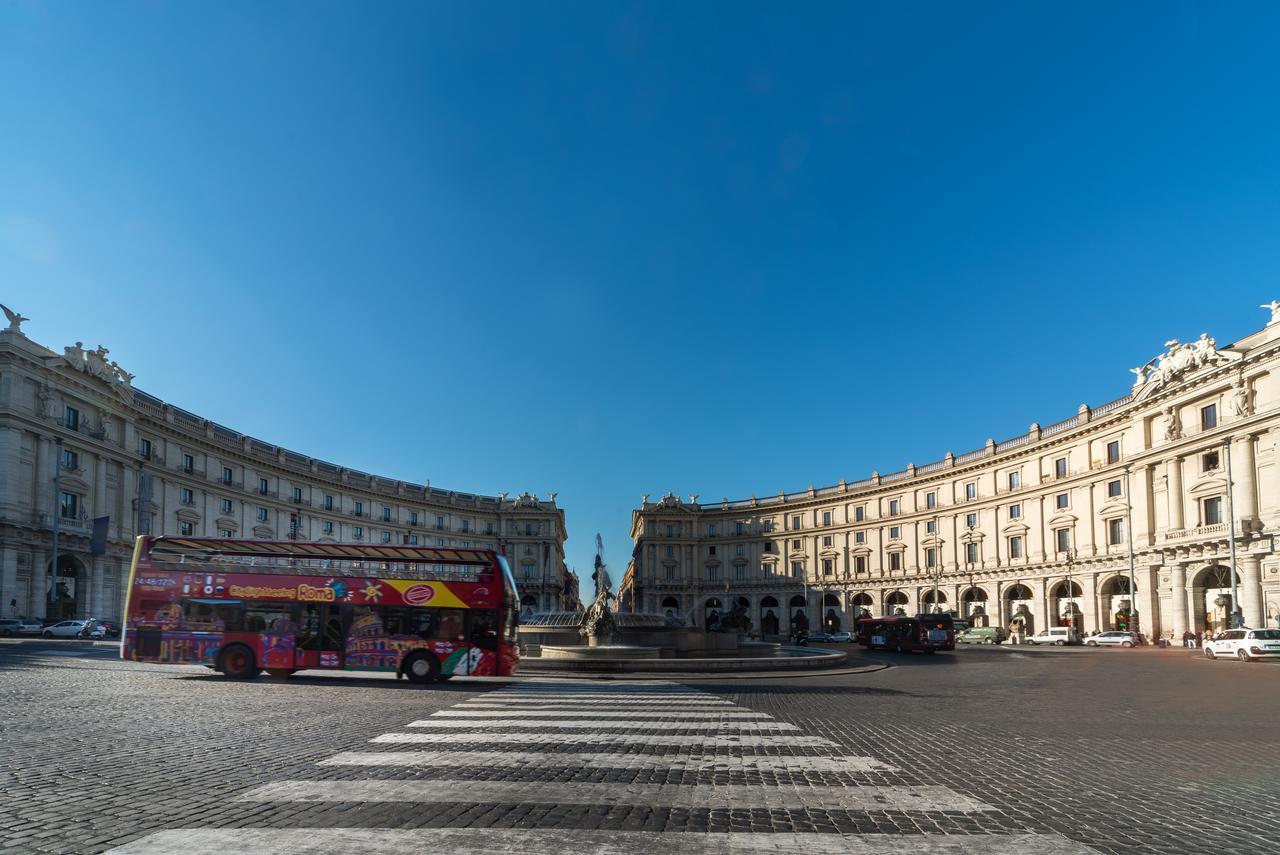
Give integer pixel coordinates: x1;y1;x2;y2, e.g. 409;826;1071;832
108;680;1099;854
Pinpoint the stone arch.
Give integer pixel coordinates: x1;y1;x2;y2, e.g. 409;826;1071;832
520;593;538;621
1051;580;1084;629
920;589;947;613
788;594;809;634
704;597;724;631
661;596;680;623
759;596;780;638
962;587;990;625
1098;575;1136;630
821;593;842;633
1192;564;1234;634
46;553;86;620
1004;583;1034;634
885;590;908;616
851;592;874;622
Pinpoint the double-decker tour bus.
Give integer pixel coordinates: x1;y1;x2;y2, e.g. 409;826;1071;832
121;536;521;682
857;613;956;653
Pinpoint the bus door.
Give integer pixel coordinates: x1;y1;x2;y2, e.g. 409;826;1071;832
295;603;345;669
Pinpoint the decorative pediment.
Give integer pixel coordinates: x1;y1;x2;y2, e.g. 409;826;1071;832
818;548;840;558
216;517;239;532
176;508;200;523
1048;512;1078;528
1187;475;1228;498
1131;333;1241;400
1001;521;1030;536
885;541;907;554
1096;499;1129;517
253;524;274;539
850;545;873;557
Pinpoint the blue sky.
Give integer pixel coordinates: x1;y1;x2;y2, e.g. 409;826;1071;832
4;2;1280;585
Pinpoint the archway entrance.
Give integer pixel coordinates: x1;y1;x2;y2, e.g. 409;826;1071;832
1192;565;1234;634
760;596;780;638
46;554;84;620
704;597;724;631
789;594;809;637
963;587;989;626
920;589;947;614
520;594;538;622
1099;576;1136;631
661;596;680;623
885;591;908;616
851;593;873;623
822;593;842;633
1051;581;1084;630
1004;584;1034;634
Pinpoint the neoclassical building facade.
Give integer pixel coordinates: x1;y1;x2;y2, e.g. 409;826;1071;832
0;310;575;622
622;305;1280;641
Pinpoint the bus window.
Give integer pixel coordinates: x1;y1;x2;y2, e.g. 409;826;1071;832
434;609;466;641
468;612;497;650
408;608;436;640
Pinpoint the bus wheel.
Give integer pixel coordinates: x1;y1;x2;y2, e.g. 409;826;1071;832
402;652;440;684
220;644;260;680
266;669;294;679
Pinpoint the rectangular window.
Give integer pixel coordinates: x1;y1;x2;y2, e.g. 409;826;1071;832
965;542;978;564
889;552;901;571
791;561;804;578
354;501;363;516
461;520;470;532
763;519;774;532
855;531;865;544
292;487;303;502
223;467;234;484
220;498;232;514
59;492;79;519
736;565;745;580
382;531;392;543
1203;496;1223;526
1055;457;1068;479
1107;480;1122;498
855;506;865;522
257;507;269;522
889;526;900;539
323;521;333;534
1106;440;1121;464
1203;451;1219;472
735;543;744;556
353;526;363;539
791;539;801;550
408;511;418;525
1009;535;1024;558
322;494;334;511
708;566;718;582
1108;518;1124;545
709;545;717;556
139;438;152;460
1201;404;1218;430
965;513;977;528
926;520;936;534
764;541;775;553
791;515;801;529
1056;493;1069;510
220;529;234;538
182;453;194;473
258;477;269;495
382;507;391;521
1056;528;1071;553
708;524;717;537
407;534;418;545
437;515;446;529
485;522;494;535
665;566;675;581
665;545;673;557
62;448;78;470
1009;503;1022;519
965;482;977;500
179;521;194;536
64;406;80;430
822;511;832;526
180;488;194;504
854;556;866;574
889;499;900;516
735;523;745;535
435;537;444;546
822;559;833;576
926;491;937;509
1008;471;1020;490
926;547;937;568
822;535;833;547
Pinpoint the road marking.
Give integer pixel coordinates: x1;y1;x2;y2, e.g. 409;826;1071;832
365;732;838;747
477;693;731;701
403;719;797;730
107;829;1101;854
237;779;993;811
434;709;769;718
456;701;739;710
317;749;895;772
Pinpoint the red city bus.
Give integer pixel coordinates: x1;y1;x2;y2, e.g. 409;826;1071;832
121;536;521;682
857;613;956;653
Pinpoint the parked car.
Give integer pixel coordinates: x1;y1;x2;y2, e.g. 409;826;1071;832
958;626;1006;645
0;619;21;637
92;620;120;638
42;620;88;638
1028;627;1081;646
830;631;855;643
1084;630;1138;648
804;632;836;643
1204;628;1280;662
14;619;43;636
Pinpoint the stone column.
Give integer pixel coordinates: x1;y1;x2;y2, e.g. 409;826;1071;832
1233;435;1258;528
0;546;17;620
1167;457;1184;531
34;436;54;522
90;556;106;616
1032;577;1048;633
1169;563;1188;641
1081;574;1098;636
1240;555;1263;628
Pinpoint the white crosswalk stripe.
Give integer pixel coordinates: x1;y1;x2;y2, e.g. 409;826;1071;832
108;678;1101;854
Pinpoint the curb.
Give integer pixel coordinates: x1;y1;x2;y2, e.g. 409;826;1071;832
0;639;121;648
509;663;892;682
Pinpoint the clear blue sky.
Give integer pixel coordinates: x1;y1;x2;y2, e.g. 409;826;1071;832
4;2;1280;586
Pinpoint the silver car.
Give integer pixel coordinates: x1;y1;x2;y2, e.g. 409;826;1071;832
42;620;88;638
1084;631;1137;648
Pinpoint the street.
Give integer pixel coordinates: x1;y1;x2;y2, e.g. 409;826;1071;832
0;642;1275;854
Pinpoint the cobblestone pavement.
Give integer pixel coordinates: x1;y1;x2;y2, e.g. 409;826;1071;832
0;641;1276;853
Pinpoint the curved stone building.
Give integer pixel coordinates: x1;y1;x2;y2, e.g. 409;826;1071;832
623;306;1280;641
0;313;575;621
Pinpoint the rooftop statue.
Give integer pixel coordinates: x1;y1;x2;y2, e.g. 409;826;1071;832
1;303;29;334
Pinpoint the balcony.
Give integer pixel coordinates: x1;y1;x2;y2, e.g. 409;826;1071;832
221;478;243;489
1162;523;1230;543
291;495;311;506
182;467;206;479
349;509;365;518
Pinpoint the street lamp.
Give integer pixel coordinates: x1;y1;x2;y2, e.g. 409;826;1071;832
49;437;64;622
1063;547;1077;630
1223;437;1242;627
1123;464;1138;635
930;514;943;614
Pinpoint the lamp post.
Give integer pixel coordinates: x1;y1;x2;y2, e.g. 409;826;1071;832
49;437;63;621
1063;547;1077;630
1123;464;1138;635
930;514;942;614
1222;438;1242;628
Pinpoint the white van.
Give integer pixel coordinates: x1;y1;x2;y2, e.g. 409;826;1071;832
1027;627;1080;646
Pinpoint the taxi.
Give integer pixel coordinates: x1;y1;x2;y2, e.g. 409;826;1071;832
1203;628;1280;662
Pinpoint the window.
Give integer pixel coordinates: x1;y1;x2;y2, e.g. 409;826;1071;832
822;559;833;576
965;513;977;528
182;453;194;473
855;506;865;522
1055;528;1071;553
1107;480;1122;498
354;501;363;516
666;524;674;537
1108;518;1124;545
764;541;775;553
763;519;774;532
1009;535;1024;558
64;406;80;430
292;487;303;502
1203;496;1223;526
926;548;937;568
926;520;936;534
791;561;804;578
407;534;418;545
435;537;445;546
889;499;900;516
735;523;745;535
708;524;717;537
790;539;801;550
791;515;801;529
889;526;900;539
179;521;194;536
323;521;333;534
382;507;391;521
1055;457;1068;479
61;448;78;470
709;546;717;556
324;495;334;511
1008;471;1020;490
257;507;269;522
889;553;901;571
822;511;832;526
139;437;152;460
485;522;494;535
736;565;745;580
1056;493;1069;510
965;483;977;500
220;498;232;514
1201;403;1218;430
926;491;937;509
665;545;673;558
222;467;234;484
353;526;363;539
1106;440;1120;464
382;531;392;543
735;544;744;555
965;542;978;564
180;488;194;505
1203;451;1219;472
258;477;269;495
461;520;470;533
1009;503;1022;519
220;529;234;538
59;492;79;519
822;535;833;548
854;556;866;574
708;566;719;582
665;566;675;581
855;531;865;544
436;515;446;529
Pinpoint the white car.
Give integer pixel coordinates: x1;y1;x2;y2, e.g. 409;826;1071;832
41;620;88;638
831;631;855;643
1204;628;1280;662
1084;631;1138;648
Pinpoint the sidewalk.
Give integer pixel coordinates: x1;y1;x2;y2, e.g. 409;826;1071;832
0;638;121;648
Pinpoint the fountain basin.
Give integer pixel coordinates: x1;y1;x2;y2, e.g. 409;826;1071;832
540;644;661;661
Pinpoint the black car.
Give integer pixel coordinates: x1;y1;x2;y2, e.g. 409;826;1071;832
804;632;836;643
